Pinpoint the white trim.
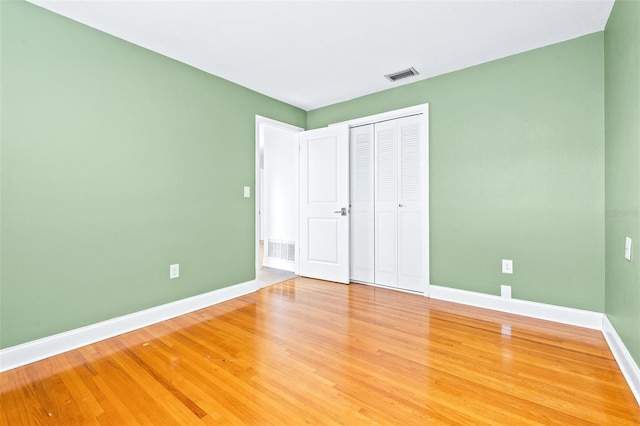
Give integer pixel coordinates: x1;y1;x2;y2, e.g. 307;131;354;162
603;316;640;406
350;280;426;296
329;103;429;128
255;115;304;133
0;280;257;372
421;107;429;296
3;277;639;408
429;285;640;405
429;285;604;330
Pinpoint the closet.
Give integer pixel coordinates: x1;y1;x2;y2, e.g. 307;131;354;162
349;114;427;292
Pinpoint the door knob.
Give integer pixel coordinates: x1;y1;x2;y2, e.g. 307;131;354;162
399;204;403;208
334;207;348;216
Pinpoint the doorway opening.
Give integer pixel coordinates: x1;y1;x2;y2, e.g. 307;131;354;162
255;116;302;288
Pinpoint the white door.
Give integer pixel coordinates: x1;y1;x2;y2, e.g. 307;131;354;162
299;125;350;284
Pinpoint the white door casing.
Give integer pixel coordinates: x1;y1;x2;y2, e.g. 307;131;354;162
299;125;350;284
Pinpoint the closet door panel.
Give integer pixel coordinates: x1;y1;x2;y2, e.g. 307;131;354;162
375;210;397;286
350;110;428;292
375;121;398;287
398;211;422;290
397;115;424;291
350;125;374;283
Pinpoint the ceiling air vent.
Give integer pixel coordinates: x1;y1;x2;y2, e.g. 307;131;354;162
385;67;419;82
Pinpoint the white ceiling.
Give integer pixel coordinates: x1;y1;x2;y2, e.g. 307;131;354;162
27;0;614;111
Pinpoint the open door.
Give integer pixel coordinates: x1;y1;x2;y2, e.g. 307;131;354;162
299;125;350;284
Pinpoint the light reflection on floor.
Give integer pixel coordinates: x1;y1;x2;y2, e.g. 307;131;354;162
258;266;296;288
257;241;297;288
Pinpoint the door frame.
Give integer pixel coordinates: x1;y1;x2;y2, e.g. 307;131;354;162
329;103;430;296
255;116;304;282
329;103;429;129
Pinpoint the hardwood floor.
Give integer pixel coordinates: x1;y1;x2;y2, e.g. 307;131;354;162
1;277;639;425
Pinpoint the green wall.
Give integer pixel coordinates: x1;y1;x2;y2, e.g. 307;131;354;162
308;33;606;313
605;0;640;364
1;0;628;357
0;1;306;348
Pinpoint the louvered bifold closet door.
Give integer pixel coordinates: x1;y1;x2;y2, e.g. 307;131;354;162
350;125;375;283
351;112;427;291
396;115;424;292
374;120;399;287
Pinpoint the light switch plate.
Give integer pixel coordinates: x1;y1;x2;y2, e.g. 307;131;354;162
625;237;632;261
244;186;251;198
502;259;513;274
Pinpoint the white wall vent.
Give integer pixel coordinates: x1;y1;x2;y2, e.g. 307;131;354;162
267;239;295;262
385;67;419;82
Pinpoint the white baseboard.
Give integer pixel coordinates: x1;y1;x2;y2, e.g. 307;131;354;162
0;280;258;373
603;316;640;406
429;285;604;330
429;285;640;406
3;279;639;409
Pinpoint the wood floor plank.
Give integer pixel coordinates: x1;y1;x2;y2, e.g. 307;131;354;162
1;278;639;425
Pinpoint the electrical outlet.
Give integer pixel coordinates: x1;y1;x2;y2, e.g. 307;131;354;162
170;264;180;279
501;285;512;299
502;259;513;274
244;186;251;198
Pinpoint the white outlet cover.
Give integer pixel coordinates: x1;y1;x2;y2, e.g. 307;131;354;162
501;285;512;299
243;186;251;198
501;259;513;274
170;263;180;279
